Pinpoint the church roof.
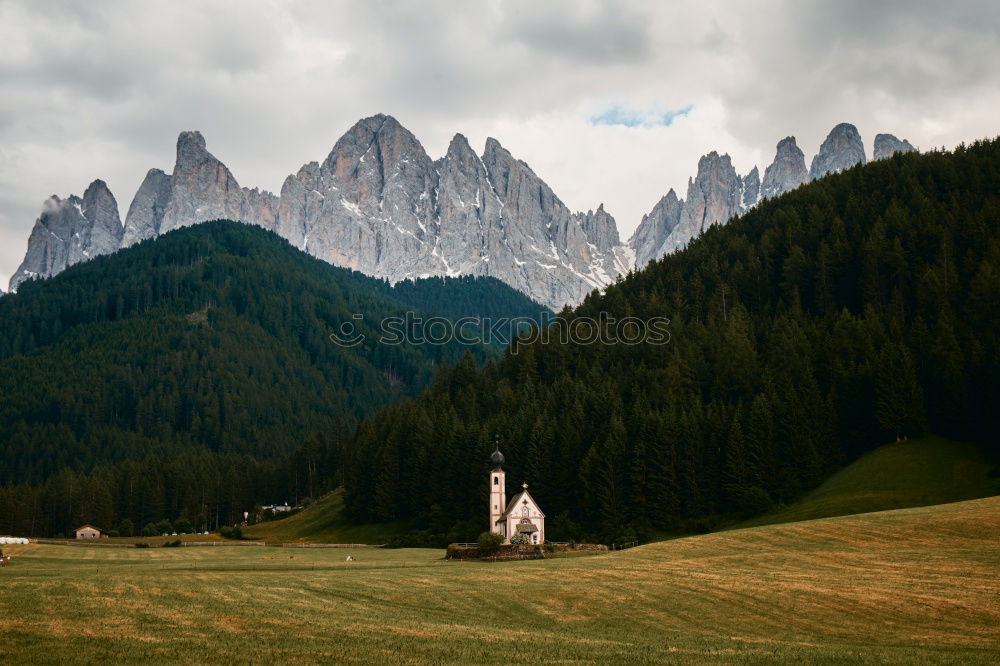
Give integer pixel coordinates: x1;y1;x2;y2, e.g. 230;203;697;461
498;487;546;519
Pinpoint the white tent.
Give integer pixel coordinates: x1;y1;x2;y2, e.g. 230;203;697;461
0;537;28;545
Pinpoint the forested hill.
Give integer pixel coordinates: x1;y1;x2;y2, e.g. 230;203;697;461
0;220;548;489
344;138;1000;543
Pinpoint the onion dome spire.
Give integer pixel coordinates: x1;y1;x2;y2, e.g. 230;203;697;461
490;435;505;470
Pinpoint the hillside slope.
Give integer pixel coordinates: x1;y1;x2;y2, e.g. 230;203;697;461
739;435;1000;528
243;489;407;545
343;138;1000;539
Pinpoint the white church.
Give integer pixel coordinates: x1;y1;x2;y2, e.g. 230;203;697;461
489;447;545;544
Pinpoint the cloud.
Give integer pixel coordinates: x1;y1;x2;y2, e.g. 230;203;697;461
499;0;653;64
589;105;694;128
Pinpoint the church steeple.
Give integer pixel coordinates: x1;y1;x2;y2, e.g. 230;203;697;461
489;437;507;540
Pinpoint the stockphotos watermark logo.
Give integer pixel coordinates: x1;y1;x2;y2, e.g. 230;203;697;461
329;311;670;353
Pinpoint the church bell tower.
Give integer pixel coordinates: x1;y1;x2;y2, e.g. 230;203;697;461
489;445;506;539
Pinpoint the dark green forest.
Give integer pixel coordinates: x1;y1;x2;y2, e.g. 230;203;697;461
342;138;1000;543
0;221;548;536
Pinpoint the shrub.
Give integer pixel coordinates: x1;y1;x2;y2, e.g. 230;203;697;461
134;542;150;549
220;525;243;540
154;519;174;535
174;518;194;534
477;531;502;551
163;539;182;548
108;529;120;538
509;533;529;545
141;523;157;537
734;485;775;518
117;519;135;538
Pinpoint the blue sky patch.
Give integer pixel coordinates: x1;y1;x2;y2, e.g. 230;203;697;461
589;104;694;128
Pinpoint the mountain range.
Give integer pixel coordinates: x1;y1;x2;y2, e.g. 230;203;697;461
8;116;917;307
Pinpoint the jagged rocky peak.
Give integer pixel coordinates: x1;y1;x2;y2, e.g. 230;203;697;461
576;203;620;253
9;180;123;291
176;130;208;162
630;188;683;268
158;130;249;235
682;151;744;231
321;114;437;199
742;166;760;208
80;179;124;254
122;168;172;247
241;186;279;231
809;123;866;181
873;133;917;160
761;136;808;200
123;130;277;248
627;124;918;275
631;148;759;267
434;132;499;270
277;113;440;278
275;161;322;248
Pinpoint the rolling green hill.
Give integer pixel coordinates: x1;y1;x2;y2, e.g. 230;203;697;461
740;435;1000;528
3;496;998;663
242;489;407;545
0;220;548;537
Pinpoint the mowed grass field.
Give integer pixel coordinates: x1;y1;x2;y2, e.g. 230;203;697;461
2;497;999;664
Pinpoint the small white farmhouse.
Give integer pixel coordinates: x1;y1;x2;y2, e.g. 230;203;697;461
488;448;545;544
74;525;105;540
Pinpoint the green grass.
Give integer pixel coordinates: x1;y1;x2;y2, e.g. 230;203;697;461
740;435;1000;529
242;488;408;545
2;496;998;664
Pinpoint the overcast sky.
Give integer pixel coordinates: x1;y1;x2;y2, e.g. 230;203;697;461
1;0;998;288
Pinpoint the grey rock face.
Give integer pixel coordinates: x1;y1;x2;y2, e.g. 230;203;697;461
742;166;760;209
629;124;914;270
123;133;276;249
121;169;172;247
671;152;744;249
273;116;627;307
809;123;866;180
80;180;124;261
10;180;123;291
241;187;279;231
629;189;683;268
277;114;441;275
761;136;808;200
629;151;748;266
159;131;258;235
873;133;917;160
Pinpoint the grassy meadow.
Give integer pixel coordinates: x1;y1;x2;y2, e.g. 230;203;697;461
2;496;999;664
